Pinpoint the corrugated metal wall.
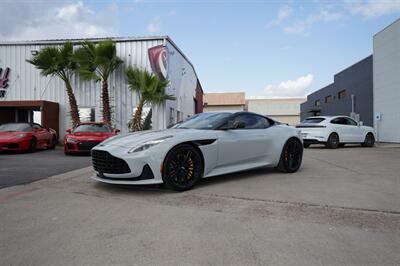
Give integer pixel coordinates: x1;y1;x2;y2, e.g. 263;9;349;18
0;38;172;136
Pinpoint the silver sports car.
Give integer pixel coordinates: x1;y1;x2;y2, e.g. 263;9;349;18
91;112;303;191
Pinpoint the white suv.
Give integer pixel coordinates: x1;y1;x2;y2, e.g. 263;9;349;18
296;116;375;149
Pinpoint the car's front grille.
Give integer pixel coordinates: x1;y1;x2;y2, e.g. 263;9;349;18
91;150;131;174
78;141;100;151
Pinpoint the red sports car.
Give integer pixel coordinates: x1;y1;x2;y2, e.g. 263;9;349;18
0;122;57;152
64;122;119;155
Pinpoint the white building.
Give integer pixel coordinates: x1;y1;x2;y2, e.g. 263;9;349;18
247;98;305;125
0;36;203;138
203;92;246;112
373;19;400;143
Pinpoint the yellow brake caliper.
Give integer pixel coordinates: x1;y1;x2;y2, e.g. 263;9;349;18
187;158;194;179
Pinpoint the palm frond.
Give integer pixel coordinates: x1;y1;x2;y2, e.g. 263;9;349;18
126;67;175;106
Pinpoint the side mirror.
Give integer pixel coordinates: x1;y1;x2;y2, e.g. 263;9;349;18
66;129;72;134
233;121;246;129
114;129;121;134
359;121;363;126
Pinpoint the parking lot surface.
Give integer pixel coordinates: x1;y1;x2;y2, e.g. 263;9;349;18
0;148;92;188
0;147;399;265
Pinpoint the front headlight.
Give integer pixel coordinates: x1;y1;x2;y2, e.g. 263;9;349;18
128;136;172;153
16;133;27;138
66;137;78;143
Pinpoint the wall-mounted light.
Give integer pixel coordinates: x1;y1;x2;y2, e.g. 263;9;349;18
31;50;38;56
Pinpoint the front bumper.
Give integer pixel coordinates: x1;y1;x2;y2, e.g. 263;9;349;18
91;172;162;185
0;139;30;151
64;141;101;153
90;145;166;185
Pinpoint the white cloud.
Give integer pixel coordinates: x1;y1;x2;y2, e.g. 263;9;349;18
345;0;400;18
262;74;314;97
168;10;177;16
266;5;293;28
0;1;117;41
147;16;162;33
284;8;344;34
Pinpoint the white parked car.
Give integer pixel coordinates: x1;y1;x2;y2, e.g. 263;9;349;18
296;116;375;149
91;112;303;191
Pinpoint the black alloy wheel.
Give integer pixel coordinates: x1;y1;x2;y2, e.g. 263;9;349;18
162;144;203;191
326;133;340;149
278;138;303;173
303;143;311;148
29;138;37;153
362;133;375;147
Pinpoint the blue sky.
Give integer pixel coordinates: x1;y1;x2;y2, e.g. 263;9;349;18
1;0;399;97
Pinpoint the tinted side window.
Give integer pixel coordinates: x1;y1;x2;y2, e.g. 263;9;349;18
330;118;346;125
345;118;358;126
233;114;269;129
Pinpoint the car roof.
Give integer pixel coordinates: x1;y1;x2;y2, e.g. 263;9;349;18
78;122;108;125
306;115;352;119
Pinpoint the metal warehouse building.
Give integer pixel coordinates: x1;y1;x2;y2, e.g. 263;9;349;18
373;19;400;143
301;18;400;143
300;55;373;126
0;36;203;138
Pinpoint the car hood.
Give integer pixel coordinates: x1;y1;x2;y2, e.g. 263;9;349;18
67;132;115;141
99;128;211;148
0;131;31;140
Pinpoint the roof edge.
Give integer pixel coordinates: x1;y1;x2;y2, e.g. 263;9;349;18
0;36;168;46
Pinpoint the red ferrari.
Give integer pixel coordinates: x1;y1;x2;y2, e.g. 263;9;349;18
64;122;119;155
0;122;57;152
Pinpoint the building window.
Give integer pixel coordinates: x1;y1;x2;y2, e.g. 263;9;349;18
79;107;95;122
169;108;175;126
177;110;183;122
338;90;346;99
325;95;332;103
315;100;320;107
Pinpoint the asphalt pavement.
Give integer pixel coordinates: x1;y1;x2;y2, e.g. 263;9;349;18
0;146;399;265
0;148;92;188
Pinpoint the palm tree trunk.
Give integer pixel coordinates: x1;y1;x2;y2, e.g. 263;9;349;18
64;79;80;128
102;79;111;125
132;99;144;132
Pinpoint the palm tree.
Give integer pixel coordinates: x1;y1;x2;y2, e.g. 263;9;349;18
73;39;123;125
27;42;80;128
126;67;175;131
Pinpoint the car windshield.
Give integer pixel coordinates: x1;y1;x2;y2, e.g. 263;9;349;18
174;112;232;130
302;118;325;124
0;123;32;132
73;124;112;133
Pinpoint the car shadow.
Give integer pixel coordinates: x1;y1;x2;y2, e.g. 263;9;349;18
92;166;280;194
93;181;170;195
0;149;48;155
66;153;92;157
306;144;364;150
196;167;277;188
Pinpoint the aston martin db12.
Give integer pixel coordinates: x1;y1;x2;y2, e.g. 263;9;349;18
91;112;303;191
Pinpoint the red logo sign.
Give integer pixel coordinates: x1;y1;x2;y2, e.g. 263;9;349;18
0;67;10;98
148;45;168;80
